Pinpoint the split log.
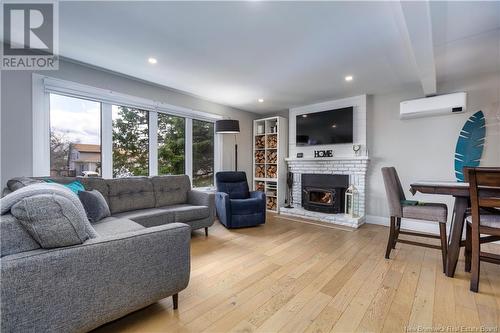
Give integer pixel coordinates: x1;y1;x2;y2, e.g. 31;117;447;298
266;134;277;149
255;135;265;149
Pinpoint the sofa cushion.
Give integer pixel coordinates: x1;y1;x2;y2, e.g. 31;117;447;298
10;194;95;248
107;177;155;214
151;175;190;207
114;208;175;228
162;204;210;223
92;217;145;237
0;214;41;257
78;190;111;223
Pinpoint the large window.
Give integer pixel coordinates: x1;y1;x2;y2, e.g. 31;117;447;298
49;94;101;177
37;76;219;185
112;106;149;178
158;113;185;175
192;119;214;187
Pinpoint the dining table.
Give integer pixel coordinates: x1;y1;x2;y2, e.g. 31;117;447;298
409;181;470;277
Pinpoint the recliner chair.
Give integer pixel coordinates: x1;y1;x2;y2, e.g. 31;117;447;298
215;172;266;228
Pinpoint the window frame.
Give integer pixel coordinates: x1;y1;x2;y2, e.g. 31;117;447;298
33;74;222;187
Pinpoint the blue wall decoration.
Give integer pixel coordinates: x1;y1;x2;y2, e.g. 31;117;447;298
454;110;486;182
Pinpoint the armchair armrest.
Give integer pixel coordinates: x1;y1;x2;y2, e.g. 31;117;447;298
215;192;231;226
250;190;266;200
188;190;215;223
1;223;191;333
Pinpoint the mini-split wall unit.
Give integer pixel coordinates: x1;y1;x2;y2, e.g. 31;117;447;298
400;92;467;119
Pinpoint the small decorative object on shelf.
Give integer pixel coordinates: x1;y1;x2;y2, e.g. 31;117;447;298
257;124;264;134
353;144;361;156
344;185;359;217
314;150;333;158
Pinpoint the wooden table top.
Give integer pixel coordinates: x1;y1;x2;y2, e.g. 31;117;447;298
409;181;470;197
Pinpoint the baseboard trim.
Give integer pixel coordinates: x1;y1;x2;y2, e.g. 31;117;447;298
366;215;441;235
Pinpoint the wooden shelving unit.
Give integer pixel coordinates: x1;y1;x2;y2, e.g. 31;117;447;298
253;116;288;212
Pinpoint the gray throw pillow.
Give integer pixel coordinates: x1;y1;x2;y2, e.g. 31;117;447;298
78;190;111;223
7;177;43;192
11;194;95;248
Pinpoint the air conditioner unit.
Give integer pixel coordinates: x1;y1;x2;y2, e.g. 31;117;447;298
400;92;467;119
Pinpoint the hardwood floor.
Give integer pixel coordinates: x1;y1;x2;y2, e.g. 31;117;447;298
94;214;500;333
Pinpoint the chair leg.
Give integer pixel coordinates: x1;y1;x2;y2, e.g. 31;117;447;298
172;293;178;310
205;227;208;237
385;216;396;259
465;223;472;272
439;223;448;273
392;217;401;249
470;222;481;292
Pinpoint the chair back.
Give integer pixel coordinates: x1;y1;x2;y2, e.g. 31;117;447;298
467;168;500;214
381;167;406;217
216;172;250;199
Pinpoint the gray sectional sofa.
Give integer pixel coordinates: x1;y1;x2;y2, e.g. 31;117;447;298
0;175;215;333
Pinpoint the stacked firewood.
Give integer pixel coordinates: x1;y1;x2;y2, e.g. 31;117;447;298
266;135;277;148
266;150;277;164
266;165;277;179
255;165;265;178
255;182;265;192
255;150;265;164
255;135;265;149
267;197;277;210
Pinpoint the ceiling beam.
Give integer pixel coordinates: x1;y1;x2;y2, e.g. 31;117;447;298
393;1;437;96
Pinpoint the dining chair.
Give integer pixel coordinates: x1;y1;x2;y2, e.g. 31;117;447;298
464;167;500;292
381;167;448;271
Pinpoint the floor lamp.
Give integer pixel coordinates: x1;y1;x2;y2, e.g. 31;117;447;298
215;119;240;171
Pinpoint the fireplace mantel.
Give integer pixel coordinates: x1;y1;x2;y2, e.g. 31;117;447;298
285;156;369;162
281;156;369;228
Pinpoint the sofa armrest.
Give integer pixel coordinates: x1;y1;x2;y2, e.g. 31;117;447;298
1;223;191;333
188;190;215;223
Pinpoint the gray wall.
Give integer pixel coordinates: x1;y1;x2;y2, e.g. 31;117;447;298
367;72;500;222
265;72;499;230
1;60;258;187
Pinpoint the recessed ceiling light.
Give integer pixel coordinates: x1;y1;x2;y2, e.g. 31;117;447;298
148;57;157;64
331;124;337;128
345;75;353;82
258;98;264;103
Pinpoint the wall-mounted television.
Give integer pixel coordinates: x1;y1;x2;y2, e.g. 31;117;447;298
296;107;353;146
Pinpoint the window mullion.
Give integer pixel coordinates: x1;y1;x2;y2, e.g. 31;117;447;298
185;118;193;182
149;111;158;176
101;103;113;178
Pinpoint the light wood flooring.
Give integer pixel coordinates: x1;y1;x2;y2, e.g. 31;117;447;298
95;214;500;333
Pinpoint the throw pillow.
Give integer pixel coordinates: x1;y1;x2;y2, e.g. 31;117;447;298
45;180;85;194
78;190;111;223
7;177;44;192
11;194;95;248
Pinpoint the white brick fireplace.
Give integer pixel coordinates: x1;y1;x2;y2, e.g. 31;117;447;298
281;94;369;228
280;156;369;228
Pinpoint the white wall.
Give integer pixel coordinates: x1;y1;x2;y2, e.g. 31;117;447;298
366;72;500;232
1;59;258;187
288;95;367;158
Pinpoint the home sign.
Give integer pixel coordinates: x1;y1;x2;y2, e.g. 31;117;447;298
314;150;333;158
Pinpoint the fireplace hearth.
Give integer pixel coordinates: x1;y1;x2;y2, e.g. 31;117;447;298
301;174;348;214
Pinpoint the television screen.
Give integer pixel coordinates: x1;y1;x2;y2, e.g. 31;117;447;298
296;107;353;146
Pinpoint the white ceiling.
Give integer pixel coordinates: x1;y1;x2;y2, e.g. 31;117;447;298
57;1;500;113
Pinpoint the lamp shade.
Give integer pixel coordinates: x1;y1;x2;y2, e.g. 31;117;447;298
215;119;240;134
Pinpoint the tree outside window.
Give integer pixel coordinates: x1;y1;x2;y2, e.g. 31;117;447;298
192;120;214;187
112;106;149;178
158;114;185;175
